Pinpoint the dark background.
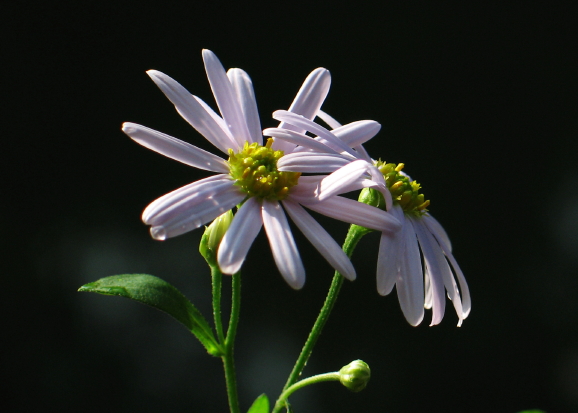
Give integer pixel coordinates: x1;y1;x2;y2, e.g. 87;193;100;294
3;2;578;412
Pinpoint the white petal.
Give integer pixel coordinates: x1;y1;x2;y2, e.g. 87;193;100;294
283;199;356;281
273;110;358;157
146;70;238;153
424;216;470;318
317;160;372;200
316;109;342;129
143;175;233;224
423;214;452;252
202;50;251;146
262;200;305;289
193;96;239;149
218;198;263;274
283;68;331;127
302;196;402;234
122;123;229;173
377;205;406;295
277;153;351;173
263;128;339;154
412;218;448;326
353;144;373;163
227;68;262;145
395;218;424;326
332;121;381;148
149;183;245;240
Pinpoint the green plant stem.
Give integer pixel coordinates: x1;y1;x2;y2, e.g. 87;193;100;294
274;372;340;412
211;266;242;413
211;265;226;345
272;225;369;413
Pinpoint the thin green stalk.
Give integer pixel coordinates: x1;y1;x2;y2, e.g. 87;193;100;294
273;372;340;412
211;265;226;345
222;271;241;413
273;225;369;413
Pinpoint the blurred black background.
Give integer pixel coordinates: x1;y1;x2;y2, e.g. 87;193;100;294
3;2;578;412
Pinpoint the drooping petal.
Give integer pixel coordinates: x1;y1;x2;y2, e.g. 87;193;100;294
424;216;470;318
202;49;251;146
146;70;238;153
218;197;263;275
262;200;305;289
263;128;339;154
149;183;245;240
332;121;381;148
122;123;229;173
273;110;358;157
302;196;401;234
143;175;234;224
395;218;425;326
227;68;262;145
423;214;452;252
277;152;351;173
283;198;356;281
411;218;448;326
377;205;406;295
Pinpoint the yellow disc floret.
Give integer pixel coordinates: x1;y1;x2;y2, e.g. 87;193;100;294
375;160;430;216
227;139;301;200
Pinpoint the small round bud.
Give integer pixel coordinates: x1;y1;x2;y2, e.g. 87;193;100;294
338;360;371;392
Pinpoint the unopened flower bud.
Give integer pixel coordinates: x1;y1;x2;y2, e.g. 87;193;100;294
200;210;233;264
339;360;371;392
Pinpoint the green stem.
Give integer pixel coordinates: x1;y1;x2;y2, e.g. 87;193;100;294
272;225;369;413
273;372;340;412
221;271;241;413
211;265;226;345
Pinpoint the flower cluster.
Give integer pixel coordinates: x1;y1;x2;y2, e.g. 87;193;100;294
123;49;469;326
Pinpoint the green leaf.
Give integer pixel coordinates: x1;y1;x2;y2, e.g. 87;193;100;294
247;394;269;413
79;274;223;356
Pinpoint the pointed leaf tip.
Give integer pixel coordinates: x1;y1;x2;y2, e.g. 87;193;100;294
247;394;269;413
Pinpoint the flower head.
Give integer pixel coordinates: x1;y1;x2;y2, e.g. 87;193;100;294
122;50;400;289
272;110;470;326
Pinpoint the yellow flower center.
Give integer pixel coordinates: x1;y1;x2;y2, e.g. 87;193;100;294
375;160;430;216
227;139;301;200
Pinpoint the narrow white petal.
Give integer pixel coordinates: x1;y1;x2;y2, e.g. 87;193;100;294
122;123;229;173
302;196;402;234
424;216;470;318
146;70;238;153
395;218;424;326
202;50;251;146
282;68;331;129
377;205;406;295
316;109;342;129
332;121;381;148
218;198;263;274
423;214;452;252
353;144;373;163
411;218;448;326
283;199;356;281
277;153;351;173
227;68;262;145
143;175;233;224
263;128;339;154
193;96;239;150
262;200;305;289
317;160;372;200
273;110;358;157
149;184;245;240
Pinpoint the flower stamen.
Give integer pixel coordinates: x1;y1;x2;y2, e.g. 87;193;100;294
228;139;301;200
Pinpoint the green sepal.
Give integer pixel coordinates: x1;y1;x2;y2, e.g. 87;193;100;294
247;394;269;413
78;274;224;356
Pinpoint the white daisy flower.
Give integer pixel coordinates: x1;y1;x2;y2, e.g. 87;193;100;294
122;50;401;289
272;111;470;326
